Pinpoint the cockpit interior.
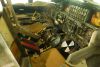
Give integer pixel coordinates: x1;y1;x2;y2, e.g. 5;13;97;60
0;0;100;67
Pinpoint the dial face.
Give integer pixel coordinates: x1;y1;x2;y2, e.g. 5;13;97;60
91;12;100;26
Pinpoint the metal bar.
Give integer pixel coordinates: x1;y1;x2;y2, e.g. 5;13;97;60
0;0;26;57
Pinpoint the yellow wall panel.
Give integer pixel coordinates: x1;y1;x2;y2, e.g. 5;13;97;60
0;17;14;47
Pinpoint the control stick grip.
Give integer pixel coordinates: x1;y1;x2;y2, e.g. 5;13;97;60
88;29;100;47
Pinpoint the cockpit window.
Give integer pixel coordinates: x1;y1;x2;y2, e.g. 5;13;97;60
11;0;51;4
11;0;28;4
0;2;3;12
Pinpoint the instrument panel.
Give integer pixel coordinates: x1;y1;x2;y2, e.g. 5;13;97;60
55;1;100;47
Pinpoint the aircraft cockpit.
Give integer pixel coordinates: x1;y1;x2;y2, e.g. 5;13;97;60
0;0;100;67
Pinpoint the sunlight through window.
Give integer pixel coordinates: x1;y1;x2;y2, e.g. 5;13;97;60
0;2;3;12
93;0;100;5
11;0;28;4
11;0;51;4
33;0;51;3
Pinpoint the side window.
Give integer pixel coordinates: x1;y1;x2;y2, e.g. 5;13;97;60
11;0;28;4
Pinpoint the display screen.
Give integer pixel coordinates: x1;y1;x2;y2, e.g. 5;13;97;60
91;12;100;26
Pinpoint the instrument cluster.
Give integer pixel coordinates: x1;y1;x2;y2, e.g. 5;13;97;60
65;5;90;23
54;5;96;47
